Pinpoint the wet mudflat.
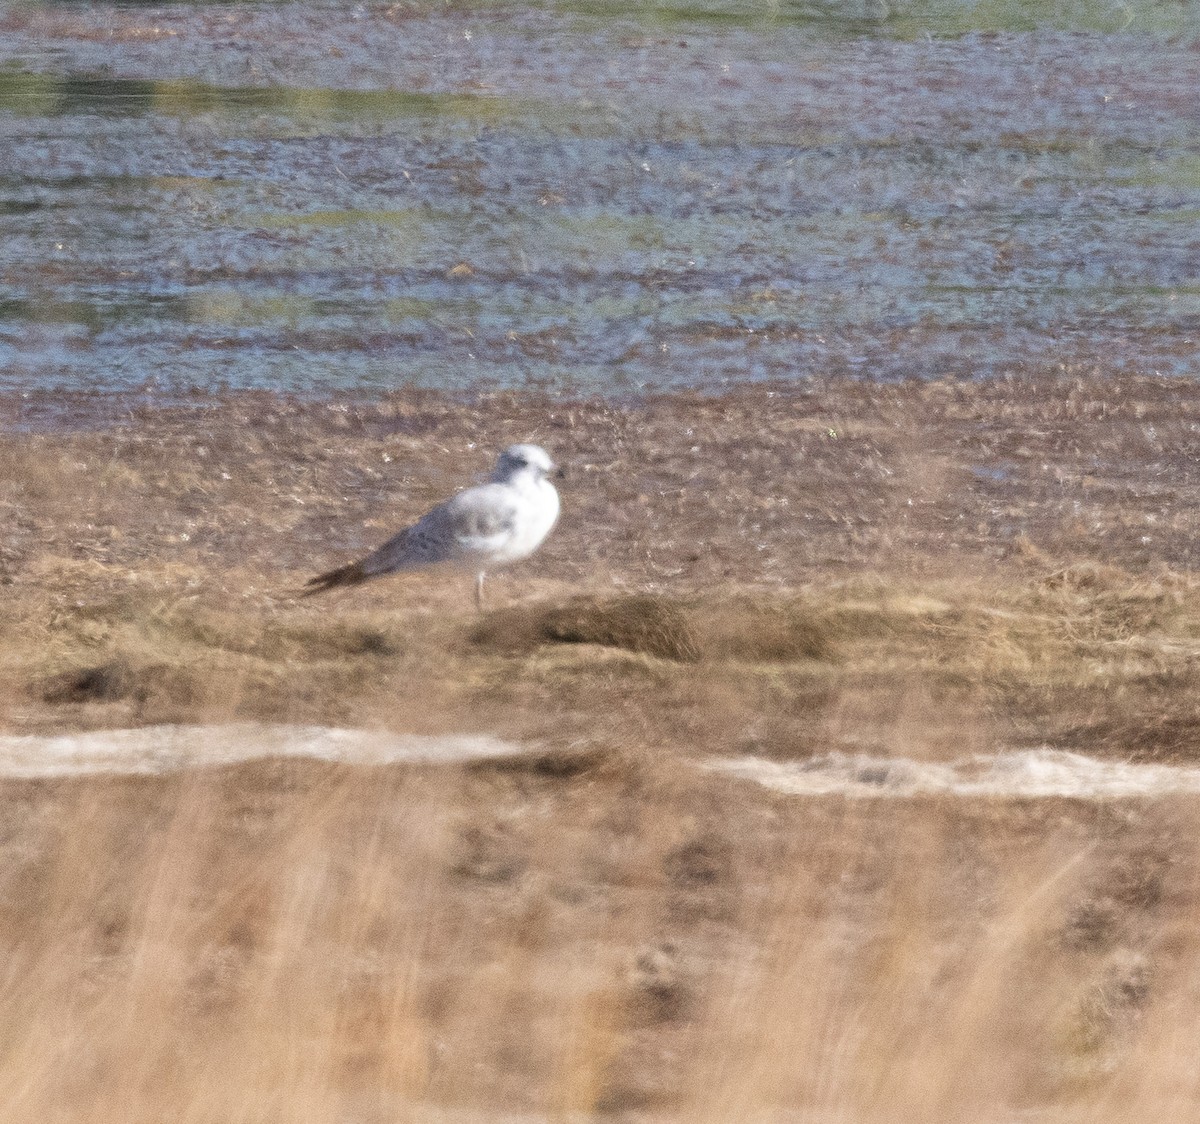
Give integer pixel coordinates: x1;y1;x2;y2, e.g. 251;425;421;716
2;0;1198;398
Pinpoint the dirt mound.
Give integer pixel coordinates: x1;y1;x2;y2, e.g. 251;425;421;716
40;660;193;708
471;595;702;663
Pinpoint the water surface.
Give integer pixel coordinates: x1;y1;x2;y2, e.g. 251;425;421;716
1;0;1197;396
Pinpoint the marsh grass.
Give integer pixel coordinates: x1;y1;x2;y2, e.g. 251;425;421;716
11;565;1200;763
6;378;1200;1117
0;750;1194;1122
4;565;1200;1120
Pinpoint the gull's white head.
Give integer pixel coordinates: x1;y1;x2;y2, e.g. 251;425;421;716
492;443;558;483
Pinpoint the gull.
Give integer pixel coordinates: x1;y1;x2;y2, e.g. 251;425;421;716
303;443;561;609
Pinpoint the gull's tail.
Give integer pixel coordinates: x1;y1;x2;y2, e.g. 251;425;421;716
301;559;370;597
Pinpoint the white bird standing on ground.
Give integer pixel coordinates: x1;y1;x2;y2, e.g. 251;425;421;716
303;443;562;610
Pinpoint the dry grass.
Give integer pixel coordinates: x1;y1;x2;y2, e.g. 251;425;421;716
2;756;1197;1122
5;374;1200;1119
9;566;1200;766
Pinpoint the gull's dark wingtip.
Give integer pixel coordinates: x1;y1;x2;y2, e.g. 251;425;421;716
299;560;369;598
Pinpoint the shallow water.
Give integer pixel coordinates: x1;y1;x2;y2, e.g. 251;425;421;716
708;748;1200;799
0;723;523;776
0;1;1197;397
4;724;1199;800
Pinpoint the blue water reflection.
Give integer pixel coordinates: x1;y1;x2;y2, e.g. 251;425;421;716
0;1;1197;395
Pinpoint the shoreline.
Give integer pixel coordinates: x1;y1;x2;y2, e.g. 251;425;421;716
2;365;1197;431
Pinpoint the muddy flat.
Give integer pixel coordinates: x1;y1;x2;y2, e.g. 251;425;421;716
3;375;1200;757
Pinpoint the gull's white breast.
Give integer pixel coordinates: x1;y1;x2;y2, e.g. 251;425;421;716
491;476;560;566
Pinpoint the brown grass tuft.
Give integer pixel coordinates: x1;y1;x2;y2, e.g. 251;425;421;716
40;659;196;709
471;594;702;663
694;597;836;662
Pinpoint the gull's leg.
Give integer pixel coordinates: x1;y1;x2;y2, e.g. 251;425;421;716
474;571;485;612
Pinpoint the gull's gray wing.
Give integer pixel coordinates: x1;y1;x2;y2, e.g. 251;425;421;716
364;482;521;575
303;482;522;595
